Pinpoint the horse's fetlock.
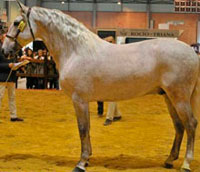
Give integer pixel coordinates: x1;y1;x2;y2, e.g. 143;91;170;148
80;129;87;138
173;154;179;160
82;152;90;162
188;118;198;130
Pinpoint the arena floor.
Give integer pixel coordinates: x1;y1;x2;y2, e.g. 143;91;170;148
0;90;200;172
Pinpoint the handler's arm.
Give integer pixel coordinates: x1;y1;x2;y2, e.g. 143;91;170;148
0;52;13;71
0;51;14;63
0;63;12;71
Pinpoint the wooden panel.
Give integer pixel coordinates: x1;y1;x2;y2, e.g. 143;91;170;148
96;12;147;29
152;13;198;44
63;11;198;44
65;11;93;28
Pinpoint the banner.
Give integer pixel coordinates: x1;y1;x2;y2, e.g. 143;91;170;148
116;29;181;38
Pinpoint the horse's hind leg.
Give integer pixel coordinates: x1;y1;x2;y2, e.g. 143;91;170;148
166;92;198;172
164;95;184;169
72;93;92;172
177;104;197;172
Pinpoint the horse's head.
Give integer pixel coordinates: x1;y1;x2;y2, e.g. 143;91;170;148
2;0;36;56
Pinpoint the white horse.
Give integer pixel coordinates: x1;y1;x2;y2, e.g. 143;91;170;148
2;1;200;172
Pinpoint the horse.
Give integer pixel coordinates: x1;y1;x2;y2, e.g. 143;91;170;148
2;1;200;172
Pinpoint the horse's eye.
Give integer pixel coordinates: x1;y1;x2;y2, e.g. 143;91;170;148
14;21;20;26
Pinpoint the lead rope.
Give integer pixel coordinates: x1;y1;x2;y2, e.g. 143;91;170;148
4;8;34;86
5;54;17;86
5;69;13;85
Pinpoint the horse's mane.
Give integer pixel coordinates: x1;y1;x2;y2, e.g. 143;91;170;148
34;6;99;44
33;6;101;58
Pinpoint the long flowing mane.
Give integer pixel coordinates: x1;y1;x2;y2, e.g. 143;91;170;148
32;6;103;62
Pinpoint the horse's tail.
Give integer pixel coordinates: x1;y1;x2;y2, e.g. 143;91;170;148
191;55;200;134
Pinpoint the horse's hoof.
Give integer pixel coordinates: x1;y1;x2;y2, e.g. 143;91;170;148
180;168;191;172
72;167;85;172
164;162;173;169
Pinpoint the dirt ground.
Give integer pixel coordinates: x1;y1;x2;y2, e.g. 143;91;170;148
0;89;199;172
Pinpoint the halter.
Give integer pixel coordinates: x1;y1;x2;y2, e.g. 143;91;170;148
4;8;36;84
6;8;35;49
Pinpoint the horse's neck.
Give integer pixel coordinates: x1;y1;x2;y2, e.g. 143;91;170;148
32;7;104;69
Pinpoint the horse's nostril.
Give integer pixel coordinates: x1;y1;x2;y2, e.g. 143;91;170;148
1;49;9;58
9;50;14;55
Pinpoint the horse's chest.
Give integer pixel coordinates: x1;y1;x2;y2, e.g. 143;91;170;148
60;71;92;97
60;78;75;96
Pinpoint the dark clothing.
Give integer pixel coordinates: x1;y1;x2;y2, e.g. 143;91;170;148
0;63;10;71
0;51;16;82
26;62;34;89
47;58;59;89
26;77;34;89
97;101;104;115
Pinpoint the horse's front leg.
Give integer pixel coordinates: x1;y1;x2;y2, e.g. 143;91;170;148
72;93;92;172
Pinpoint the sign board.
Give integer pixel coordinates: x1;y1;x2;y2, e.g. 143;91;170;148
116;29;181;38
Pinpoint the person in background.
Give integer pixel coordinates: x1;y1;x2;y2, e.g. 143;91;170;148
97;101;104;117
34;49;45;89
43;48;50;60
34;49;45;60
24;47;34;89
104;102;122;126
44;49;59;89
46;55;56;89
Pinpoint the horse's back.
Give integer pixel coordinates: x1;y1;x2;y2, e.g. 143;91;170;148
61;38;199;101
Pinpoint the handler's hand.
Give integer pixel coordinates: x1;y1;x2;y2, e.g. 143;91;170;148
8;63;14;68
21;55;32;61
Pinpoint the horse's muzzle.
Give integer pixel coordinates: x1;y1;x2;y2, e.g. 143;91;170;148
1;48;5;55
1;48;8;57
1;48;13;58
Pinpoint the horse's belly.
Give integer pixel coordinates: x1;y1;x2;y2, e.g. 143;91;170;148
90;76;159;101
60;75;158;102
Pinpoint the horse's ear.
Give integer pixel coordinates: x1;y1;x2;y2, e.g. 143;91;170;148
16;0;28;14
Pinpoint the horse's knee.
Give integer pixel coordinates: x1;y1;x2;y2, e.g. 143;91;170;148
185;116;198;132
175;121;184;133
78;124;88;138
175;103;195;124
192;117;198;129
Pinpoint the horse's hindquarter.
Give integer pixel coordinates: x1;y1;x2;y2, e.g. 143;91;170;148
60;39;199;102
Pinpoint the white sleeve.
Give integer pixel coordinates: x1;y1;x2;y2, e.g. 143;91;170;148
34;56;38;59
